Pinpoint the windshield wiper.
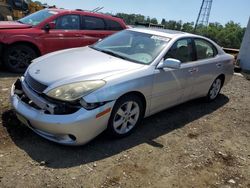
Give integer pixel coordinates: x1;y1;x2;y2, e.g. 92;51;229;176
101;50;126;60
92;48;126;60
90;46;143;64
16;20;23;24
16;20;33;26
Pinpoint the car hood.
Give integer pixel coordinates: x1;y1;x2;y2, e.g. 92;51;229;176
0;21;32;29
28;47;144;86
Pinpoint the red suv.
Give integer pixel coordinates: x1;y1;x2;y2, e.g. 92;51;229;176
0;9;127;72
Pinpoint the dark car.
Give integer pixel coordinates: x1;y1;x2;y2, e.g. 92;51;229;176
0;9;127;72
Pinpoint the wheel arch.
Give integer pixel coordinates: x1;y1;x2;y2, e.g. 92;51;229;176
106;90;147;137
207;74;225;94
0;42;3;57
115;91;147;116
4;41;41;56
217;74;225;87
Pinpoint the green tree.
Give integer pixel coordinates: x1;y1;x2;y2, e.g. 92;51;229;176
115;12;245;48
165;20;177;30
161;18;166;25
150;18;158;24
182;22;194;33
175;20;182;30
116;13;145;25
217;21;245;48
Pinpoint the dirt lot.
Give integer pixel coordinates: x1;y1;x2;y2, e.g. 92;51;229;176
0;71;249;188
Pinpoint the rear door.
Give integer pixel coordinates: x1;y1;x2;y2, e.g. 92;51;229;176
79;15;116;46
191;38;220;98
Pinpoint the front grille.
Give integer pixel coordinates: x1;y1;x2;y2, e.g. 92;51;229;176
25;73;47;93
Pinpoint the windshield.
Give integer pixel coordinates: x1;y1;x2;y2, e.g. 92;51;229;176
92;30;170;64
19;9;58;26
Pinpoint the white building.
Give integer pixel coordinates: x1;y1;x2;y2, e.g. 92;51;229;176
238;17;250;79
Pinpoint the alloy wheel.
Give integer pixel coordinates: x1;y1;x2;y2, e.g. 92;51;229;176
113;101;140;134
4;44;37;73
209;78;222;100
9;49;33;69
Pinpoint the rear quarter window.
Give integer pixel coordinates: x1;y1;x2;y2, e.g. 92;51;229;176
105;19;123;31
82;16;105;30
194;38;218;60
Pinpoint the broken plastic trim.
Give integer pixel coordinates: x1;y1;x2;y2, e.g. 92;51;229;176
80;99;111;110
14;79;80;115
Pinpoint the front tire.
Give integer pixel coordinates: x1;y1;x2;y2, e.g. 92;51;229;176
0;13;4;21
206;77;223;101
107;95;144;138
4;44;37;73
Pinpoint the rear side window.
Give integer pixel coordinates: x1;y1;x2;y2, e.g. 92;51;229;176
194;39;218;60
165;38;194;63
82;16;105;30
105;19;123;31
54;15;80;30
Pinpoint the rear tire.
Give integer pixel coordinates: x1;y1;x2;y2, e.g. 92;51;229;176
206;77;223;101
107;95;144;138
3;44;37;73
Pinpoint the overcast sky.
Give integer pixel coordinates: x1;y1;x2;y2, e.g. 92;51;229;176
38;0;249;27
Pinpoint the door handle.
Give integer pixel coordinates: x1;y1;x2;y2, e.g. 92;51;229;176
194;67;199;72
216;63;222;68
188;68;194;73
188;67;198;74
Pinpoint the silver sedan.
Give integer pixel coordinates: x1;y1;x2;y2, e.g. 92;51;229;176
11;28;234;145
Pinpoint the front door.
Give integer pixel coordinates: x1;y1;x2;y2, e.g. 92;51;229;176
150;38;195;114
41;14;83;54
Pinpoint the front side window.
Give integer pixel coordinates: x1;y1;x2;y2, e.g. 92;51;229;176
165;38;193;63
194;39;217;60
82;16;105;30
54;15;80;30
92;30;170;64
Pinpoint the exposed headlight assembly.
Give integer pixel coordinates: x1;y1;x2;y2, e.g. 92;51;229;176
46;80;106;102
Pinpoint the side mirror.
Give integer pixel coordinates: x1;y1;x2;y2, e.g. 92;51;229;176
157;58;181;69
44;22;55;31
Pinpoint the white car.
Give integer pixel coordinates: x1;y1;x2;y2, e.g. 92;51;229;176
11;28;234;145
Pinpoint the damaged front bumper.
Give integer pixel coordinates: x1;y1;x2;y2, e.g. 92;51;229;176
10;78;115;145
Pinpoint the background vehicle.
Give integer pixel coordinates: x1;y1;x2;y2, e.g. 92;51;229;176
0;9;127;72
11;28;234;145
0;0;43;21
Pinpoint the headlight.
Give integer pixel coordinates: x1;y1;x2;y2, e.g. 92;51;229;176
46;80;106;101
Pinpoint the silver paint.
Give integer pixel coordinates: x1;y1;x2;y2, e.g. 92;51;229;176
11;28;234;145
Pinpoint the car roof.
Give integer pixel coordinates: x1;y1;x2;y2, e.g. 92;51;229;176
48;8;124;21
129;27;198;39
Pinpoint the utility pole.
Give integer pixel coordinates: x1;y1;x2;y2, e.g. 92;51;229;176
194;0;213;32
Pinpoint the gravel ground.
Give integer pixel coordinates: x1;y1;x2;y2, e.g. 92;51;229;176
0;71;249;188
